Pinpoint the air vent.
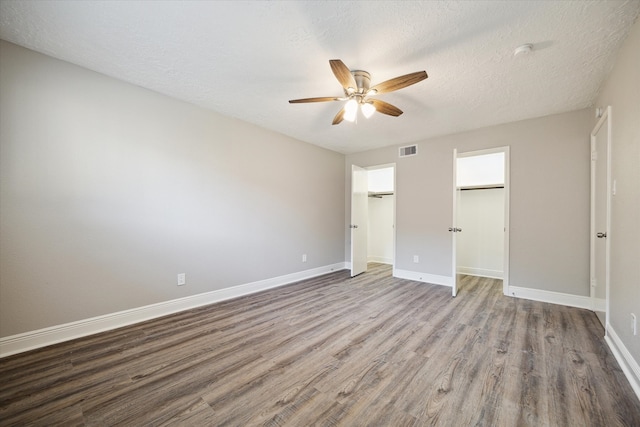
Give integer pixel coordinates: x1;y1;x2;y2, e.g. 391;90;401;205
399;145;418;157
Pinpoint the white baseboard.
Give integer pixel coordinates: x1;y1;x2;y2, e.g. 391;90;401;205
593;297;606;312
457;266;503;279
0;262;348;358
605;323;640;401
368;256;393;264
392;268;453;287
507;285;592;310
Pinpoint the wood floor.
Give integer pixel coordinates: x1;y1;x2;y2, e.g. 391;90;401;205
1;263;639;426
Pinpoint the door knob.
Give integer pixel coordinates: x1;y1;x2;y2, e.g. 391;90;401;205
456;228;462;232
350;224;358;229
448;227;454;232
596;232;607;238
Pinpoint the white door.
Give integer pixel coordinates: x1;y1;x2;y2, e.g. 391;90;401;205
451;149;461;296
351;165;368;276
591;107;611;328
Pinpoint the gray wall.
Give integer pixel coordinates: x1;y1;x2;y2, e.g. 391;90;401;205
595;18;640;366
0;41;345;337
346;108;592;296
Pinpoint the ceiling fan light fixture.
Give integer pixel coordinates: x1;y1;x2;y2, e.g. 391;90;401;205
344;99;358;122
289;59;427;125
361;102;376;118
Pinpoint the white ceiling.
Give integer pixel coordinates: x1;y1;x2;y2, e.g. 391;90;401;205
1;1;638;154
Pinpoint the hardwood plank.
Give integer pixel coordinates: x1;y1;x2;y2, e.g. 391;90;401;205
154;398;216;426
1;263;639;426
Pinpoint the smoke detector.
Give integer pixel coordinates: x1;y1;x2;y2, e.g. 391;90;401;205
514;43;533;56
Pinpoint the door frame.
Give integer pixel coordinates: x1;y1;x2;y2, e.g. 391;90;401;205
452;146;510;296
590;106;612;329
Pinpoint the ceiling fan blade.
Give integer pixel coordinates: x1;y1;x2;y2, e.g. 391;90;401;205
332;108;346;125
369;71;427;94
330;59;357;92
370;99;403;117
289;96;341;103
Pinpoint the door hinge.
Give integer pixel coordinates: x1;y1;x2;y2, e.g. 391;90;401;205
591;151;598;161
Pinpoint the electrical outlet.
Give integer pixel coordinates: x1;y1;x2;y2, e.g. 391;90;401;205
413;255;419;263
631;313;637;336
302;254;307;262
177;273;186;286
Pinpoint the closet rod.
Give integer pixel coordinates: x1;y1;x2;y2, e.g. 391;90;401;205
458;185;504;191
368;191;394;198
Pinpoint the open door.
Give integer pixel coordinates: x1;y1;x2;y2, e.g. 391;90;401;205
351;165;368;276
591;106;611;329
450;149;461;296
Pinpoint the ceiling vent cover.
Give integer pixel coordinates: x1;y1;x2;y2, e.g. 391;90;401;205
399;145;418;157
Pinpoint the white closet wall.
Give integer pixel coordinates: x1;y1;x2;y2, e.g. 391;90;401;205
368;195;394;264
457;188;504;278
367;167;394;265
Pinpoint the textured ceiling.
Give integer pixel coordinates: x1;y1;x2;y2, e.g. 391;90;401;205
1;1;639;154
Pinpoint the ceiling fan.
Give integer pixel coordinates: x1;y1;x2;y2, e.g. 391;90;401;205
289;59;427;125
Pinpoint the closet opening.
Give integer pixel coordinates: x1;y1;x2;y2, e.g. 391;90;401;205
351;164;396;277
453;148;509;296
367;166;395;268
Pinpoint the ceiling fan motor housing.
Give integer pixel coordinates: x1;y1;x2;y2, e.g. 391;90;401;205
350;70;371;95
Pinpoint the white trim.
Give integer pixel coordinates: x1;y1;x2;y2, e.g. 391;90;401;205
456;146;509;158
393;268;453;287
457;266;503;279
368;256;393;264
508;285;592;309
593;297;606;313
0;262;348;358
605;324;640;401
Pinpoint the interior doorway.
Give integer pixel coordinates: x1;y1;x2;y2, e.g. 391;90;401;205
350;164;395;276
452;147;509;296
